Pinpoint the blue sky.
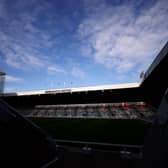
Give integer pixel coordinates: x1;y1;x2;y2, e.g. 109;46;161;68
0;0;168;92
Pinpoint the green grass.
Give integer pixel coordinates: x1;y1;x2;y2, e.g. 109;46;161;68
29;117;150;145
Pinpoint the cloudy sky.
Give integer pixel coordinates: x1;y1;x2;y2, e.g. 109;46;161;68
0;0;168;92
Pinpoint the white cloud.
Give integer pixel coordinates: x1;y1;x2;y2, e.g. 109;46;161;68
78;0;168;73
5;75;23;82
47;65;66;74
4;86;17;93
71;67;85;79
0;17;53;69
0;0;6;19
0;0;56;71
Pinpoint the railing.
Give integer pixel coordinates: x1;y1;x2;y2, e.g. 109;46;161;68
54;139;143;159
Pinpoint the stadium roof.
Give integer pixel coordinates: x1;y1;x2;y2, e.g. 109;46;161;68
13;82;140;96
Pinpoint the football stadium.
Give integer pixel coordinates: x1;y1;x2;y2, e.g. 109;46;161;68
0;42;168;167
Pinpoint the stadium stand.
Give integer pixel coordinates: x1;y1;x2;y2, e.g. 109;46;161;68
26;102;155;120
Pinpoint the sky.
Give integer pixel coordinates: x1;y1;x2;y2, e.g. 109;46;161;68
0;0;168;92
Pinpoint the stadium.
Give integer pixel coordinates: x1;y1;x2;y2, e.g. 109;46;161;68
0;42;168;167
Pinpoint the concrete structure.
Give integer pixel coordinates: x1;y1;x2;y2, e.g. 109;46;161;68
0;71;5;94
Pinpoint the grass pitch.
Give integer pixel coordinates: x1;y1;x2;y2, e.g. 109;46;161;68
29;117;150;145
